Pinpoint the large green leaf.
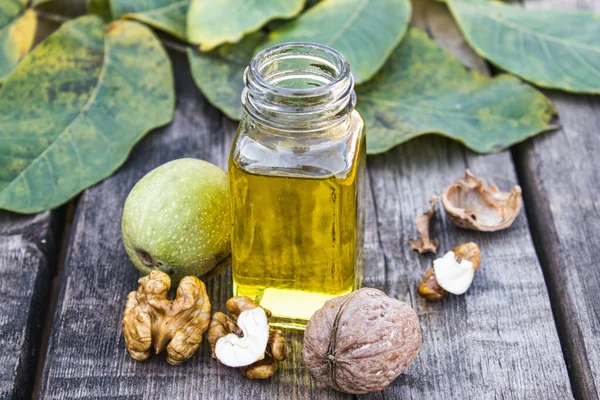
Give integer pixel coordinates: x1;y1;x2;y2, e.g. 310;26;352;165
448;0;600;93
261;0;411;84
0;0;36;82
0;16;174;213
111;0;188;41
188;32;264;120
357;27;557;154
188;0;304;51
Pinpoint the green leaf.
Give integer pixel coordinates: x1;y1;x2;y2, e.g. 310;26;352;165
0;0;36;82
448;0;600;93
111;0;188;41
88;0;113;22
188;32;264;120
357;27;557;154
261;0;412;84
0;16;174;213
188;0;304;51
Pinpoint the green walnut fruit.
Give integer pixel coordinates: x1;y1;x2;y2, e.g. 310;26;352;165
122;158;230;283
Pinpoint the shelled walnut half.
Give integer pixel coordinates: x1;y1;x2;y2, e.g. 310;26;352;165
122;270;211;365
207;296;287;379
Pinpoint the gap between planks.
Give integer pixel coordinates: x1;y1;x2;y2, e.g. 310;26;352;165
31;199;78;400
510;0;600;398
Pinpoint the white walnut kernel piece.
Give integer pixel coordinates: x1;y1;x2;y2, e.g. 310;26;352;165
433;251;474;295
214;307;270;368
207;296;287;379
417;242;481;302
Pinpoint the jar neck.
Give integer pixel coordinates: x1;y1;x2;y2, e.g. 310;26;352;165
242;42;356;135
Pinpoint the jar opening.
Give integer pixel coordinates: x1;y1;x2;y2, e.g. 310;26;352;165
251;43;349;94
243;42;356;132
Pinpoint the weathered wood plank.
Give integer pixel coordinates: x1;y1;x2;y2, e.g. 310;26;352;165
37;51;350;400
358;1;572;398
0;210;62;400
514;1;600;398
0;16;64;400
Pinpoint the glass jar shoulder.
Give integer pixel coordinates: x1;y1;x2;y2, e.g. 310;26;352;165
230;111;365;179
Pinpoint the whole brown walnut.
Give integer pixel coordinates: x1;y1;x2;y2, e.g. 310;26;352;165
303;288;421;394
122;270;211;365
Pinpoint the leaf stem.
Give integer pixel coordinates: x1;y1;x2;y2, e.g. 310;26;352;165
35;10;71;24
159;38;188;54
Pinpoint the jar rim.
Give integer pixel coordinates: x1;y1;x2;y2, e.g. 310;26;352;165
243;41;356;133
249;42;351;98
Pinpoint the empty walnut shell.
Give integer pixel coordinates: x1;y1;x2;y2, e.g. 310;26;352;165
303;288;421;394
442;169;522;232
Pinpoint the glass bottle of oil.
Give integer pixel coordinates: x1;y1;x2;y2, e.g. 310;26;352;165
229;43;366;329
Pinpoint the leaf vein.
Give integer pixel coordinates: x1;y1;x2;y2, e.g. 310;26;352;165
42;153;56;206
361;96;515;123
326;0;369;48
460;2;600;53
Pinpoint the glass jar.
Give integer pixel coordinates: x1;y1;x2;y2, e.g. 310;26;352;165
229;42;366;329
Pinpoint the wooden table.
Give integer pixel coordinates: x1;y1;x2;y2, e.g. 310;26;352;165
1;0;598;398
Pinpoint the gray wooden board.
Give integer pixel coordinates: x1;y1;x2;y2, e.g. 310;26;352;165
514;1;600;398
355;3;571;398
0;210;61;400
39;8;571;400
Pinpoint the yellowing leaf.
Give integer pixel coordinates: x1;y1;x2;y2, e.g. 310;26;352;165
0;0;37;82
448;0;600;93
261;0;411;84
188;0;304;51
357;27;557;154
111;0;188;41
0;16;175;213
188;32;265;120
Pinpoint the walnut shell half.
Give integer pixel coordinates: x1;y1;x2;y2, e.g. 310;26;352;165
303;288;421;394
442;169;522;231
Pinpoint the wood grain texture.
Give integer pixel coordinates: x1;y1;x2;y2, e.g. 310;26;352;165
514;2;600;399
0;210;61;400
358;1;572;399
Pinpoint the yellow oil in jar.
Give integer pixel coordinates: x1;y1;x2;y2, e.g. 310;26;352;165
229;140;365;329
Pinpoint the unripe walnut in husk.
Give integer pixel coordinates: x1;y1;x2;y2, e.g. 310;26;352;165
303;288;421;394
